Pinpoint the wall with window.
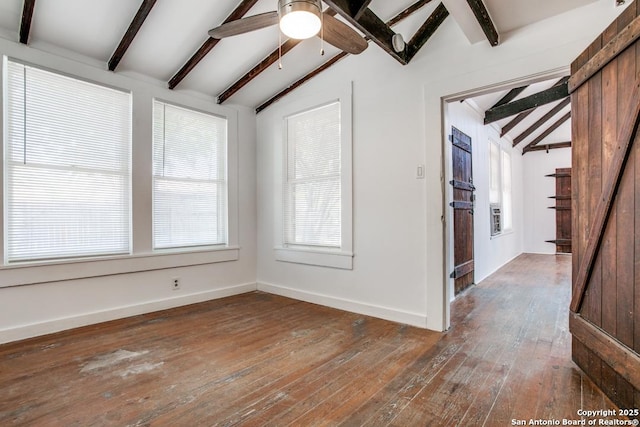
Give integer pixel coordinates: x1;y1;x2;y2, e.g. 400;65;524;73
444;100;524;288
0;37;257;343
256;1;620;331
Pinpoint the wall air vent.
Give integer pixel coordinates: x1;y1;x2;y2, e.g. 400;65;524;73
490;204;502;236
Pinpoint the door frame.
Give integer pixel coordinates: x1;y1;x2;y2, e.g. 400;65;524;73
439;67;569;329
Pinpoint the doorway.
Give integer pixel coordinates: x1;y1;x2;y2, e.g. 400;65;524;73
441;70;572;320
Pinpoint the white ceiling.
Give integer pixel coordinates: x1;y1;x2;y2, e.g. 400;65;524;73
485;0;599;34
0;0;613;109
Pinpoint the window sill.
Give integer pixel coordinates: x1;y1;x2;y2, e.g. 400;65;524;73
275;247;353;270
490;229;514;240
0;246;240;288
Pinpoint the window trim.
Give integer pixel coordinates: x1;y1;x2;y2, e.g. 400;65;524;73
274;83;353;270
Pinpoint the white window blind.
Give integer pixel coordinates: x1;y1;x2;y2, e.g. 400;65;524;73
5;61;132;263
502;151;513;230
284;102;341;248
152;101;228;249
489;141;501;204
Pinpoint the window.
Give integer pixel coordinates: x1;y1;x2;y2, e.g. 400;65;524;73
152;101;228;249
275;86;353;270
501;151;512;230
283;102;341;248
489;141;501;205
488;140;513;235
4;60;131;263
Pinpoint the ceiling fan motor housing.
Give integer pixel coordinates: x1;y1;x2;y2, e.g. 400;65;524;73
278;0;323;39
278;0;322;17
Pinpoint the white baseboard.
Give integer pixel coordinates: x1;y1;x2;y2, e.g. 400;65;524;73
0;283;257;344
257;281;428;329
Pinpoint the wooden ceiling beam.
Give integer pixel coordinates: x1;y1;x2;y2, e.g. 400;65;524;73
322;0;408;64
491;85;528;109
255;0;431;113
484;79;569;124
387;0;433;27
217;9;338;105
19;0;37;44
512;97;570;146
500;110;533;137
521;111;571;154
465;0;498;46
108;0;157;72
217;39;300;104
406;3;449;61
256;51;349;113
500;77;569;136
525;141;572;153
168;0;260;90
350;0;374;20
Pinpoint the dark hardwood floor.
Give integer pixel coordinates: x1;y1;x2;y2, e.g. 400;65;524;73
0;254;622;426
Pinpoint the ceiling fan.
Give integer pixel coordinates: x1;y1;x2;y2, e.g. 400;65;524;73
208;0;368;55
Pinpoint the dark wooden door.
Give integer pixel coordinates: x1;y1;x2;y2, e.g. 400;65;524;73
554;168;572;253
449;127;475;295
570;4;640;411
545;168;572;253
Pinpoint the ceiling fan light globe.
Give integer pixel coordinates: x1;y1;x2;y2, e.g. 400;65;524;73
279;0;322;40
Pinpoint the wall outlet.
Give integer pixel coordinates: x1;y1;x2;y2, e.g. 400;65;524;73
172;277;180;290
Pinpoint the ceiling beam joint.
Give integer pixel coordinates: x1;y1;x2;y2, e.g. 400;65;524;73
255;0;431;112
512;97;570;146
406;3;449;61
349;0;374;20
500;77;569;136
322;0;408;64
490;85;528;109
217;9;338;104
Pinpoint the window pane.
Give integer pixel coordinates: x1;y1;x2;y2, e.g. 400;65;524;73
489;141;500;204
289;179;341;246
284;102;341;248
5;61;131;262
502;151;513;230
152;101;227;249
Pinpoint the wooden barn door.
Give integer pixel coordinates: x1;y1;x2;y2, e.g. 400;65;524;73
449;127;475;295
570;4;640;410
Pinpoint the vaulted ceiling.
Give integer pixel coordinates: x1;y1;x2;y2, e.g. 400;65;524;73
467;76;572;154
0;0;605;112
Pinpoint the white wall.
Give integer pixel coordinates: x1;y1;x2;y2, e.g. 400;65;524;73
0;38;257;343
0;1;626;342
444;101;524;290
523;147;572;254
256;0;625;331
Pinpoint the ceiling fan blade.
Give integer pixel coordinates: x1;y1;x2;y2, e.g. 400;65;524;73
321;13;368;55
208;11;279;39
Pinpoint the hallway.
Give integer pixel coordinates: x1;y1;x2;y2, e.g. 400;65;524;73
414;253;619;425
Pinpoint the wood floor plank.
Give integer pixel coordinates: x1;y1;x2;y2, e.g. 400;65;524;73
0;254;626;426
